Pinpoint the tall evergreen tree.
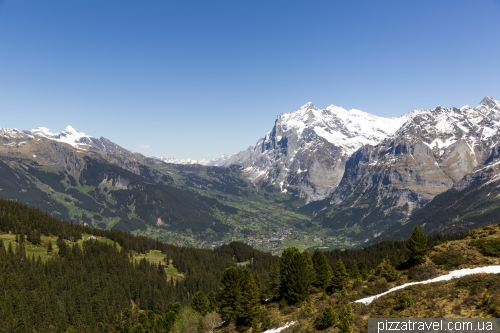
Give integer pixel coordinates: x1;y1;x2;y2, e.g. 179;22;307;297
405;226;428;264
279;247;312;304
265;261;280;298
303;251;316;286
331;259;349;291
218;267;244;324
217;267;260;329
238;270;261;328
312;249;333;290
338;305;354;333
191;291;210;316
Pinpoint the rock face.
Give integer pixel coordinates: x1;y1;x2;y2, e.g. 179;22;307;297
315;97;500;239
0;125;154;177
224;102;414;202
374;143;500;241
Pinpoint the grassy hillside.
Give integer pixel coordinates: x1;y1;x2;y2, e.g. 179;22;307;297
259;224;500;333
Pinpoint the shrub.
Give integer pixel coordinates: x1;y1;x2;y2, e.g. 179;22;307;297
408;264;438;281
362;280;389;296
470;238;500;257
315;306;336;330
431;250;468;268
395;292;413;310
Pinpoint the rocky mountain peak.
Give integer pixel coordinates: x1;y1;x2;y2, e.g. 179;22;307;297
478;96;500;112
298;102;316;111
224;102;421;202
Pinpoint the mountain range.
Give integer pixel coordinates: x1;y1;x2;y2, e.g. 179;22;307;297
1;96;499;248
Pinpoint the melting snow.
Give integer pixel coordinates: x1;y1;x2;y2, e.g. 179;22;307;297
263;322;296;333
355;265;500;305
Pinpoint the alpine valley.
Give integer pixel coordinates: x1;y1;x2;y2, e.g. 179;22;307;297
2;96;500;251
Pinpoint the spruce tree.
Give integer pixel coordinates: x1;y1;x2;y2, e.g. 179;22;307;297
191;291;210;316
303;251;316;286
377;257;399;282
312;249;333;290
279;247;312;304
218;267;244;323
315;306;336;330
265;261;280;298
405;226;428;264
239;271;261;328
47;241;53;253
338;305;354;333
331;259;349;291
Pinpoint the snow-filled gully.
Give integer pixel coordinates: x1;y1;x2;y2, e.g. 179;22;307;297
355;265;500;305
260;267;500;333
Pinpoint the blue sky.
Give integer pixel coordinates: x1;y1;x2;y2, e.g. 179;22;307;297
1;0;500;160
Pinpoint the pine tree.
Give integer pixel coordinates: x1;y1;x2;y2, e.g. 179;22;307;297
238;271;261;328
377;257;399;282
279;247;312;304
303;251;316;286
338;305;354;333
207;291;217;312
265;261;280;298
405;226;428;264
191;291;210;316
47;241;53;253
331;259;349;291
315;306;336;330
217;267;260;329
218;267;244;323
312;249;333;290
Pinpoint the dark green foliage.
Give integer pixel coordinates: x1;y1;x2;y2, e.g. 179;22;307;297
312;249;333;289
191;291;210;316
470;237;500;257
325;240;408;274
0;158;71;220
315;306;336;330
112;218;147;232
337;305;354;333
331;259;349;291
27;166;67;192
207;291;217;312
27;229;41;245
265;261;280;298
407;264;438;281
0;198;278;332
405;227;428;263
81;157;226;233
260;310;271;331
431;250;469;268
279;247;313;304
395;292;413;310
217;267;260;329
361;280;389;296
376;257;399;282
0;154;239;235
65;188;101;212
47;240;53;253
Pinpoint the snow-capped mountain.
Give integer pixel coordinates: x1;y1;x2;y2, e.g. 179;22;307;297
315;96;500;240
0;125;154;177
1;125;121;152
223;102;423;202
153;154;230;167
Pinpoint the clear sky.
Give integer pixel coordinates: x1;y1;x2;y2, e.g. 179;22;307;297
1;0;499;160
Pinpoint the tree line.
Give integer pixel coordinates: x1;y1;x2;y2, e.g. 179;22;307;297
0;198;458;332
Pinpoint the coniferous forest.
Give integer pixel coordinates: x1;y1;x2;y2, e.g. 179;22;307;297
0;198;493;333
